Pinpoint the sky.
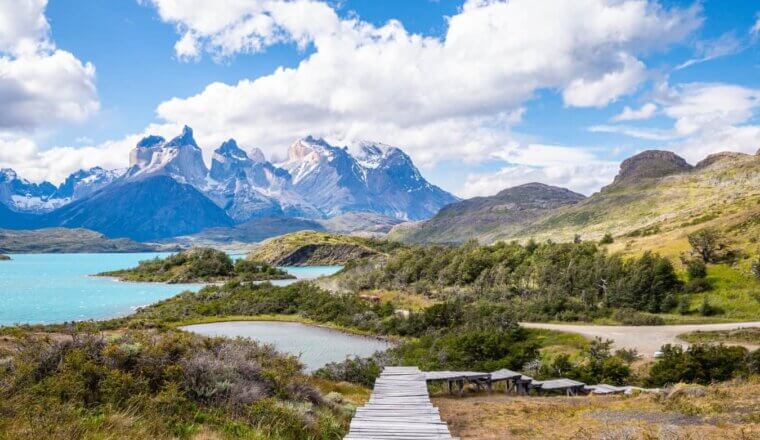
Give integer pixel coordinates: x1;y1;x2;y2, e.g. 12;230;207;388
0;0;759;197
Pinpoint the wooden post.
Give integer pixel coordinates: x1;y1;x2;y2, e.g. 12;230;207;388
448;380;453;395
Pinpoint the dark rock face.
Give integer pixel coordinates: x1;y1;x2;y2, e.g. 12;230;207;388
604;150;693;191
45;175;233;241
272;243;378;266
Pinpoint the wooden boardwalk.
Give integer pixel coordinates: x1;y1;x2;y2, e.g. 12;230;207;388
345;366;454;440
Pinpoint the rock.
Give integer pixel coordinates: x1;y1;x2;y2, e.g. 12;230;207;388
695;152;751;169
604;150;693;191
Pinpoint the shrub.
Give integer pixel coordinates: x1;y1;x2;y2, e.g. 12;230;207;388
314;355;385;388
612;309;664;326
686;260;707;280
699;297;719;316
647;344;749;386
599;233;614;245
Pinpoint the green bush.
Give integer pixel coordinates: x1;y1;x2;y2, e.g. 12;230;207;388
599;233;614;245
646;344;749;386
686;260;707;280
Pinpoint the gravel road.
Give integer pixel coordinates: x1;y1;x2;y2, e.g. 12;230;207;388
521;321;760;357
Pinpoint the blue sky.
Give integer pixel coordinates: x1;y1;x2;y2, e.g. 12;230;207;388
1;0;759;196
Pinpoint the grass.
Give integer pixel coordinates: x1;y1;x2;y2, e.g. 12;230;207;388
679;327;760;345
527;329;590;362
432;376;760;439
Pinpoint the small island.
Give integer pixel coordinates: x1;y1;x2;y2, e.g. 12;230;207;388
98;247;294;283
0;254;10;261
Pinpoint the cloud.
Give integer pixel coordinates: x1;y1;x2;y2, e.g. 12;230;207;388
611;103;658;122
0;0;98;132
562;54;647;108
675;32;743;70
460;144;619;197
589;124;675;141
659;82;760;136
148;0;702;167
752;14;760;39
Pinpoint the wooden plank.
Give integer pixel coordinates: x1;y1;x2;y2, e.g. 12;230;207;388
345;367;453;440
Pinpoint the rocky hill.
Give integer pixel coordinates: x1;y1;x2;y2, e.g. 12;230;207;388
247;231;398;266
390;183;585;243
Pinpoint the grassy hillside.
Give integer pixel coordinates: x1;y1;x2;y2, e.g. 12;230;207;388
519;153;760;258
248;231;402;266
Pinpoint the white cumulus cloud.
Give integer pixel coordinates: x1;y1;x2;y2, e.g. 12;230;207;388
147;0;702;168
0;0;98;132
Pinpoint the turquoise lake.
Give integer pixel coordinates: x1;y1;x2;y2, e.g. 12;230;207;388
0;253;341;326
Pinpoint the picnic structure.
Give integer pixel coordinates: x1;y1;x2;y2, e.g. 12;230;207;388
344;367;659;439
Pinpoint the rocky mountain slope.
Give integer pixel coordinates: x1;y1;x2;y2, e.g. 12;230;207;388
0;126;456;240
45;175;234;241
390;183;586;243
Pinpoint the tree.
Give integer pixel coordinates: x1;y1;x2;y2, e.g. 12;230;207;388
687;228;721;263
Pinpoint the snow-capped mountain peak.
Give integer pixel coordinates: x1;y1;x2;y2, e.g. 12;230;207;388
127;126;208;186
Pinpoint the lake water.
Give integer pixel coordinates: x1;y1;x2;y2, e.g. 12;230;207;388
0;253;341;326
181;321;391;371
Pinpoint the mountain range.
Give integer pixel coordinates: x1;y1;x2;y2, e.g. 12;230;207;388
0;127;457;240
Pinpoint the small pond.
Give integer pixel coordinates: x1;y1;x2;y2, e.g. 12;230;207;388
181;320;391;371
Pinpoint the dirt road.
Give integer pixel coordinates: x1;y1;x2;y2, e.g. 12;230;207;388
521;321;760;356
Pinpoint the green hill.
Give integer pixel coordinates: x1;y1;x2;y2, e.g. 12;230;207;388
247;231;401;266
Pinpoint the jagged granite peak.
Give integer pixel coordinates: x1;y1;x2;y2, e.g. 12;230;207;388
209;139;252;181
279;136;457;220
136;135;165;148
603;150;693;191
127;126;208;187
166;125;198;148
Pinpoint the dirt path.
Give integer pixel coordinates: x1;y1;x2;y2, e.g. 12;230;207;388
521;321;760;356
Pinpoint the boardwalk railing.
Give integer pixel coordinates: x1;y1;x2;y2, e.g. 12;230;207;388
345;366;454;440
